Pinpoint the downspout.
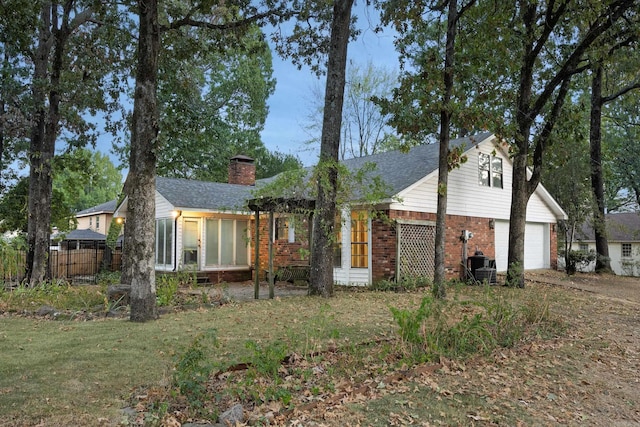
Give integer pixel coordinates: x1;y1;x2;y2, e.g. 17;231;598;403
172;210;181;271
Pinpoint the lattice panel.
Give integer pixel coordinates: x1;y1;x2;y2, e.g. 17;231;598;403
397;223;436;281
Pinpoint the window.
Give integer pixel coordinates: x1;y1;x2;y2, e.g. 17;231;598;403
155;218;173;266
622;243;632;258
205;218;249;266
89;217;92;228
275;217;289;241
334;215;342;267
350;211;368;268
579;243;589;252
96;216;100;231
479;153;503;188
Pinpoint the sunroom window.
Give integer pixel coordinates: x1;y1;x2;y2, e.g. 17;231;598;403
205;218;249;266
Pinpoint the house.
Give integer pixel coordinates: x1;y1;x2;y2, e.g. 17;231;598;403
114;133;567;285
75;199;118;236
571;212;640;276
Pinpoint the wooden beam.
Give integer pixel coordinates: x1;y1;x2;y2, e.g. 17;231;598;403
254;210;260;299
268;210;274;299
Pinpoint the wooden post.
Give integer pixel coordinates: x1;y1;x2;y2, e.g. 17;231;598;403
268;211;274;299
254;210;260;299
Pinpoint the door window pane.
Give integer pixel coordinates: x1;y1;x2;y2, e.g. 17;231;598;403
236;220;248;265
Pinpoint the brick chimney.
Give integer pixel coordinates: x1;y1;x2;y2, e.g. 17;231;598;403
228;155;256;186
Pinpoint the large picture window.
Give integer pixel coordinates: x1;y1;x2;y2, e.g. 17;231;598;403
155;218;173;266
205;218;249;266
350;211;368;268
479;153;503;188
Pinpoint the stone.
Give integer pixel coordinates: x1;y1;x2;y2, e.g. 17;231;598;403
36;305;57;317
107;284;131;307
218;403;244;426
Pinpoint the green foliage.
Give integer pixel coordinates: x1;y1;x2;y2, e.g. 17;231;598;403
563;249;597;275
153;21;281;182
370;275;431;292
53;149;122;212
156;275;179;307
0;235;26;283
245;340;288;382
172;330;218;412
0;280;105;314
0;177;76;233
390;286;562;361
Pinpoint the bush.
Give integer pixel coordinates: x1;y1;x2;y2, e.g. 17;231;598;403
371;275;431;292
565;249;596;275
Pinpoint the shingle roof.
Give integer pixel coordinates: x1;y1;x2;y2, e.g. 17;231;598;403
76;200;118;217
340;132;494;196
577;212;640;242
157;133;495;211
156;177;255;212
52;228;106;241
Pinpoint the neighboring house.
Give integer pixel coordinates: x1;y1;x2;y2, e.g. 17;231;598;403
114;133;567;285
75;199;118;236
571;212;640;276
52;228;108;250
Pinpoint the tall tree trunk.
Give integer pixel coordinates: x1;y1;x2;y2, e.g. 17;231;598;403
309;0;354;297
506;146;529;288
124;0;159;321
433;0;460;299
590;65;613;273
26;5;50;285
27;4;68;286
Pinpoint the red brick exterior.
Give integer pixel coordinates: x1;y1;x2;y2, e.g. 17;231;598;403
249;214;311;280
247;210;558;284
550;223;558;270
206;269;252;283
374;210;496;283
228;156;256;186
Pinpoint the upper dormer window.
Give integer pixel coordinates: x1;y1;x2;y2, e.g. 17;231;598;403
479;153;503;188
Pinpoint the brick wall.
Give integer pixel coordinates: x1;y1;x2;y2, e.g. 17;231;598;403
249;209;555;284
251;214;310;277
382;210;496;282
228;156;256;185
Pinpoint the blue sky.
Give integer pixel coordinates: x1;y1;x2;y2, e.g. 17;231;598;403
261;7;400;166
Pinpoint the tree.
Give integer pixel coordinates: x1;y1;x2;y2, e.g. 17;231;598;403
155;24;280;182
54;148;122;211
587;25;640;273
605;99;640;211
123;0;301;321
5;1;128;286
541;100;593;274
305;61;398;160
378;0;477;297
308;0;355;297
0;176;76;234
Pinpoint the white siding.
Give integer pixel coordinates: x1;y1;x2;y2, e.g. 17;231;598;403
156;193;174;219
571;241;640;276
390;139;559;223
332;209;371;286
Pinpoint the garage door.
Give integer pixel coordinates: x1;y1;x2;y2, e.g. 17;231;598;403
494;221;548;271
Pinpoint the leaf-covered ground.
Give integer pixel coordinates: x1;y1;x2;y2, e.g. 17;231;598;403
135;272;640;426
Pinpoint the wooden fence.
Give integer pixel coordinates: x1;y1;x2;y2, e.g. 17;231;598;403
1;245;122;284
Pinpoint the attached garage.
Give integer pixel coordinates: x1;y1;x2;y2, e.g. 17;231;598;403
494;220;550;271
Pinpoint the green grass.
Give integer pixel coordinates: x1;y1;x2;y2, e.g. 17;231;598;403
0;283;571;426
0;291;409;426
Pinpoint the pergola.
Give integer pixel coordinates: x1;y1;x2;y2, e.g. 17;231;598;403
247;197;316;299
